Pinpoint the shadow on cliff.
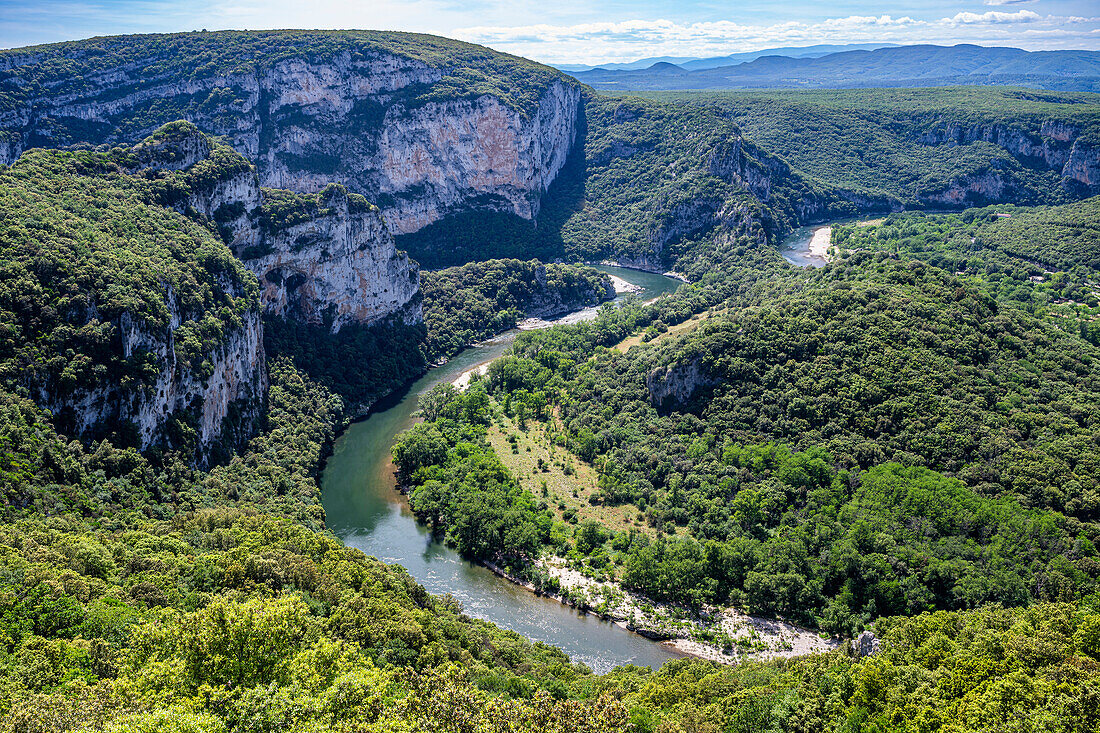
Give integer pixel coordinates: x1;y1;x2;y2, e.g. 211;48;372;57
395;106;589;270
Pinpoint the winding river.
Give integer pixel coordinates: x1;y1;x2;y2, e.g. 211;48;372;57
321;266;684;673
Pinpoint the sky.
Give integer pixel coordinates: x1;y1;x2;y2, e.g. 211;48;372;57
1;0;1098;64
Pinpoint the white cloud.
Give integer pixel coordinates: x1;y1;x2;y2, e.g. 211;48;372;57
454;12;1100;65
949;10;1040;24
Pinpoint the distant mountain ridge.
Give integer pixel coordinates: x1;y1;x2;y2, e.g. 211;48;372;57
569;44;1100;92
555;43;898;72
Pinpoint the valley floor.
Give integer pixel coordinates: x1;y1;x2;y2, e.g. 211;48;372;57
484;404;841;664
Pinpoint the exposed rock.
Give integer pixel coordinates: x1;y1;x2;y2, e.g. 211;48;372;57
365;79;581;234
0;35;583;236
646;357;718;410
917;121;1100;194
254;187;422;331
130;124;422;333
43;284;266;462
853;631;881;658
523;264;615;319
921;171;1015;207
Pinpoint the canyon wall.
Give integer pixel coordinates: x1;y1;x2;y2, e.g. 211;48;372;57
130;122;422;332
0;32;583;236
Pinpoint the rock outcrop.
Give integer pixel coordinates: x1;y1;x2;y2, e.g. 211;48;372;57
44;293;267;459
523;263;615;318
129;123;422;333
646;357;718;410
917;121;1100;196
853;631;881;658
252;187;422;331
0;32;583;236
0;142;270;462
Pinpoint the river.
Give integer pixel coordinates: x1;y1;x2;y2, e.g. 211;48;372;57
781;216;895;267
321;265;684;673
779;224;831;267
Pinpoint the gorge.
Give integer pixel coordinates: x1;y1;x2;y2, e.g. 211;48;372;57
4;28;1100;733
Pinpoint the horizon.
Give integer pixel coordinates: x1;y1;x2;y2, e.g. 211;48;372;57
1;0;1098;64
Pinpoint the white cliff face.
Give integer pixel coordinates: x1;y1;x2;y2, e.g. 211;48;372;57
1;50;583;236
42;290;267;458
917;121;1100;193
132;126;423;334
252;190;423;331
361;80;581;234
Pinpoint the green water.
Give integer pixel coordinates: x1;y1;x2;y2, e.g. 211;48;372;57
321;266;683;673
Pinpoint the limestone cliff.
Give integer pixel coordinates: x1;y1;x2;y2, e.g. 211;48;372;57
646;358;718;411
917;120;1100;194
42;292;267;460
252;186;422;331
127;123;422;333
0;31;582;236
0;145;268;462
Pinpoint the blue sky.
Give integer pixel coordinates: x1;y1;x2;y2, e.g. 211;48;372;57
2;0;1098;63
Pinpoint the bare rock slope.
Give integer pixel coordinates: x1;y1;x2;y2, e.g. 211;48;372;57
0;30;583;236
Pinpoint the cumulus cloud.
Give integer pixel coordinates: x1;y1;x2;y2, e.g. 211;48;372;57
949;10;1040;24
455;12;1100;65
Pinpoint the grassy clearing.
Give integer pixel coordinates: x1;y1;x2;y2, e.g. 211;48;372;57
487;407;656;538
612;308;723;353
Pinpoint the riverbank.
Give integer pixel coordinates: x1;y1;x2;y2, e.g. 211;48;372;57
479;555;839;665
323;265;697;672
595;260;689;283
479;400;840;665
808;226;832;260
546;559;839;663
609;274;642;294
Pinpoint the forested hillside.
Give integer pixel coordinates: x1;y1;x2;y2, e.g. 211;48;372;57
0;144;266;462
637;87;1100;210
421;260;613;359
397;259;1100;627
8;27;1100;733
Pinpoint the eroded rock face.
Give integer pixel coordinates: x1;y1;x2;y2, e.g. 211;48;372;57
43;284;266;461
918;121;1100;195
131;125;422;333
252;188;422;332
1;44;582;236
646;357;718;410
853;631;881;658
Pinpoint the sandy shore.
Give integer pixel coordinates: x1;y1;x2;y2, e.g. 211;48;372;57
543;559;840;664
596;260;689;284
452;362;490;390
610;275;642;294
808;226;832;260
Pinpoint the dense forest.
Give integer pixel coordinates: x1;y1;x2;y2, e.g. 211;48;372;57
832;199;1100;344
7;27;1100;733
638;87;1100;208
396;206;1100;637
421;259;613;359
396;275;1100;630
